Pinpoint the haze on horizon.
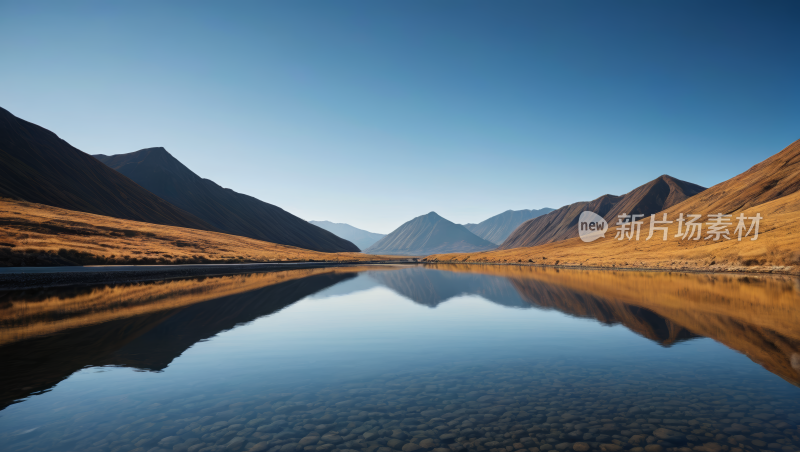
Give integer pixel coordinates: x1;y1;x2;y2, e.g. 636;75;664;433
1;1;798;234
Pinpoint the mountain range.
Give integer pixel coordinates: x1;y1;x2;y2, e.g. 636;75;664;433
365;212;496;255
0;107;212;231
463;208;553;244
95;148;358;253
500;175;706;249
426;138;800;271
309;221;385;250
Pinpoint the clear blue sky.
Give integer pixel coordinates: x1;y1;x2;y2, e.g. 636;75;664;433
1;1;798;233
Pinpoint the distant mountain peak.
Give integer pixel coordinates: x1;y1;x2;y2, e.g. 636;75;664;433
365;212;495;255
309;220;386;251
135;146;169;154
463;208;555;245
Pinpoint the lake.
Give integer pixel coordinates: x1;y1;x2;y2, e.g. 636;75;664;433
1;264;798;452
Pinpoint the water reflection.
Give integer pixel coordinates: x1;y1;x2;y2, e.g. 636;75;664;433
369;268;531;308
2;264;800;452
425;264;800;387
365;264;800;388
0;267;385;409
2;264;799;412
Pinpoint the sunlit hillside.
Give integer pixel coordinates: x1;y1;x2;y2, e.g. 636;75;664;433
0;198;398;266
426;139;800;275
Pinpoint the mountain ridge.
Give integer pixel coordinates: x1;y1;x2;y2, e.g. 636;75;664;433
95;147;359;253
426;138;800;273
500;175;705;249
464;208;553;245
365;212;496;256
310;221;385;250
0;107;214;231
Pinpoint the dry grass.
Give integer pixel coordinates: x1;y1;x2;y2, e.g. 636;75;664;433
0;198;397;266
426;190;800;275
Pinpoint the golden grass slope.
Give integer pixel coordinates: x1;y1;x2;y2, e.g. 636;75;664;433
427;139;800;274
0;198;397;266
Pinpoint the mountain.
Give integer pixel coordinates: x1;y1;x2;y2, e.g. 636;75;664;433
500;175;705;249
426;138;800;272
95;147;359;253
310;221;385;250
0;198;386;266
499;195;620;250
0;107;213;230
364;212;496;256
463;208;553;245
659;139;800;214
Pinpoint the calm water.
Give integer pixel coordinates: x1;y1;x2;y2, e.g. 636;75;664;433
1;264;798;452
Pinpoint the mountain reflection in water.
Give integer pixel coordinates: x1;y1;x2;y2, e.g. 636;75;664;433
1;264;799;413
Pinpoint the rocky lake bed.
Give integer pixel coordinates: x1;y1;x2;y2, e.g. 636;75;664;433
4;360;798;452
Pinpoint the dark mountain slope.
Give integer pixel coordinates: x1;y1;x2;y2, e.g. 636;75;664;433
364;212;496;256
0;107;213;230
500;175;705;250
603;175;706;222
96;147;359;253
310;220;385;250
464;208;553;245
499;197;618;249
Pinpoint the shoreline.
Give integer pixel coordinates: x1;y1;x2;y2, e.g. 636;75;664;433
2;257;796;291
421;259;800;277
0;260;418;291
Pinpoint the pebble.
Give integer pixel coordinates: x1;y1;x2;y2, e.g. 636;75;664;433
419;439;437;449
3;361;798;452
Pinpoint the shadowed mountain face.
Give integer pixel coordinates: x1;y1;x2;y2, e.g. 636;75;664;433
498;200;609;250
0;271;354;409
365;212;496;255
464;208;553;245
95;148;359;253
603;175;706;222
0;107;213;230
500;175;705;249
310;221;385;250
